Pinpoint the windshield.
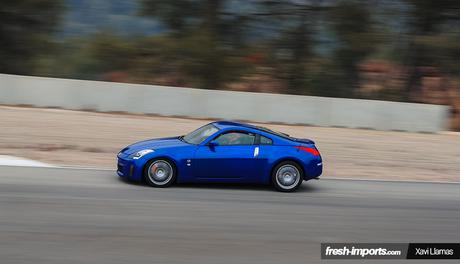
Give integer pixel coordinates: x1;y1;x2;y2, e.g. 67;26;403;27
182;124;219;144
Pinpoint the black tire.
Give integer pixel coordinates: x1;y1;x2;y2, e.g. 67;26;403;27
271;161;303;192
143;159;177;188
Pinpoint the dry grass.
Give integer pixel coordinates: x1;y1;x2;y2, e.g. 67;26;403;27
1;105;460;182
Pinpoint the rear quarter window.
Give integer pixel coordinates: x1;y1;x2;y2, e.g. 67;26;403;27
260;136;273;145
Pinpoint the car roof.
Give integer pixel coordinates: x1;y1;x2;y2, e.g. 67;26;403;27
212;121;292;140
212;120;258;130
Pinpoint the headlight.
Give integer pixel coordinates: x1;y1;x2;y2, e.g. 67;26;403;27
131;149;154;159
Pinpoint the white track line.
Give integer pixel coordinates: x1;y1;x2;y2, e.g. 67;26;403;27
0;155;54;167
324;176;460;185
1;160;458;185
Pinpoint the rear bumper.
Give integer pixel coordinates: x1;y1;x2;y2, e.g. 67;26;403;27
303;159;322;180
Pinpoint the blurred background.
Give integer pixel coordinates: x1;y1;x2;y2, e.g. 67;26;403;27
0;0;459;180
1;0;460;129
2;3;460;263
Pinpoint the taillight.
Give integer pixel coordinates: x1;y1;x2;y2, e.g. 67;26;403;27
295;146;320;156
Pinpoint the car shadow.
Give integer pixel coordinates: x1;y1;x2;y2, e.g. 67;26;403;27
175;182;272;192
117;176;319;193
174;182;320;193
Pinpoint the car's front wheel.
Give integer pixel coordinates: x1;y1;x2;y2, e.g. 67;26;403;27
272;161;303;192
144;159;176;187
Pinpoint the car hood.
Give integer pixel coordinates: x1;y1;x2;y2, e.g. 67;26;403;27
121;136;189;154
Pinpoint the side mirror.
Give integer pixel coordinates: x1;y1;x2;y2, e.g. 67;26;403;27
208;140;219;147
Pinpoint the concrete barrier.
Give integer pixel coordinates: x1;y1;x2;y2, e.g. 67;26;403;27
0;73;448;132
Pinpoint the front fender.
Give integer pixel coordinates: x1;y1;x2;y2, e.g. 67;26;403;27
133;148;196;183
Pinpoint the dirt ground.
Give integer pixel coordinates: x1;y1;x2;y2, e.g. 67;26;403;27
1;105;460;182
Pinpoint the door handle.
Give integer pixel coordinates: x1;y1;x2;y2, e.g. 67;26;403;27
253;146;259;157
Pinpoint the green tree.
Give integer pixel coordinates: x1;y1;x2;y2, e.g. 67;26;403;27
139;0;197;35
140;0;251;89
404;0;460;100
0;0;64;74
87;32;135;73
330;0;378;97
259;0;330;94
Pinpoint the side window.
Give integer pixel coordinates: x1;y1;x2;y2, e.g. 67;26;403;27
215;132;255;146
260;135;273;145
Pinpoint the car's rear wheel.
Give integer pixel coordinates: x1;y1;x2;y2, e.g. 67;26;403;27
272;161;303;192
144;159;176;187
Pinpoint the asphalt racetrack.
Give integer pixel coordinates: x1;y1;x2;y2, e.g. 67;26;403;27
1;166;459;264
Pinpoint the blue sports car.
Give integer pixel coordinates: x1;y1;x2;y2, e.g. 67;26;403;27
117;121;322;192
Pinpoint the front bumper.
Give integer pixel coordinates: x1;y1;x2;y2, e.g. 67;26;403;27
117;157;134;179
116;152;143;181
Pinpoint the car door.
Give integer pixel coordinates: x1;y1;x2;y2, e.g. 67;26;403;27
192;131;260;181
